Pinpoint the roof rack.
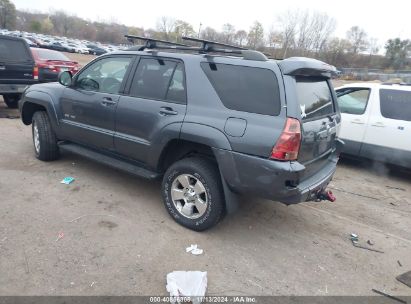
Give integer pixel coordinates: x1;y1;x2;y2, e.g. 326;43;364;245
124;35;190;51
123;35;268;61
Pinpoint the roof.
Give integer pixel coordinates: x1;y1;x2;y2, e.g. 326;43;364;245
336;82;411;91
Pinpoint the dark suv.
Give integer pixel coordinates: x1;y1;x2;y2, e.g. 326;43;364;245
0;35;38;108
19;36;343;231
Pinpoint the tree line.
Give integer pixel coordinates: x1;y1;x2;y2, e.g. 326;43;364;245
1;0;410;70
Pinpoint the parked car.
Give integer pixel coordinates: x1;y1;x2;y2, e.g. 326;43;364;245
19;38;342;230
47;42;72;52
0;35;38;108
86;44;107;55
336;83;411;168
30;48;80;82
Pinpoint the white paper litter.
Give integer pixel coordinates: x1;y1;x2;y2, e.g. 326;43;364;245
186;244;203;255
166;271;207;304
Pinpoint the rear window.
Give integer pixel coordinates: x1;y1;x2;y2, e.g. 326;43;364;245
201;63;281;115
296;77;334;120
33;49;69;61
380;89;411;122
0;39;32;62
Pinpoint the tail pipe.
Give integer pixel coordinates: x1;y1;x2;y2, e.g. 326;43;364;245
315;189;336;202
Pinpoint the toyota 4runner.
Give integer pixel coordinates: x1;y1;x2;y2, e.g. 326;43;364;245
19;36;343;231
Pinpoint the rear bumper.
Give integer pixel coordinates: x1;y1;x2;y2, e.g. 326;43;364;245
213;148;339;204
0;83;32;94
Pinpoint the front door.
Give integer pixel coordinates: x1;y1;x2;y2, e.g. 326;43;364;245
60;55;134;150
114;57;187;165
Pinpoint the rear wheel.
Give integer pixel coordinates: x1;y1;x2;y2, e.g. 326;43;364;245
162;157;225;231
3;94;20;109
32;111;59;161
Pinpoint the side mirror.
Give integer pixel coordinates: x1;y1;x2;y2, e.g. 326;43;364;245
58;71;73;87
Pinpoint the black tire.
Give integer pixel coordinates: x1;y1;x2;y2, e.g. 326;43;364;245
3;94;20;109
32;111;59;161
162;157;225;231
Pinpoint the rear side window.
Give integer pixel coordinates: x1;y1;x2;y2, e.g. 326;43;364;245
296;77;334;120
130;58;186;103
0;39;31;62
201;63;281;115
380;89;411;121
336;88;370;115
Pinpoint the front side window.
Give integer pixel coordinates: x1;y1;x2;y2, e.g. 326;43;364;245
76;56;132;94
295;77;334;120
380;89;411;121
130;58;186;103
336;88;370;115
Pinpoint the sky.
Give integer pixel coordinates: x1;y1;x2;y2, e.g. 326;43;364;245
12;0;410;47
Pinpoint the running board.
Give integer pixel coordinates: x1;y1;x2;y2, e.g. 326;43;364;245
59;142;160;180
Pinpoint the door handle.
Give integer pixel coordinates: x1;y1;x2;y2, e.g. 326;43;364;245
101;97;116;106
159;107;178;116
350;119;364;125
371;122;385;127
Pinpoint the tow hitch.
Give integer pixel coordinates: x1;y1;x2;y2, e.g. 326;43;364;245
315;189;336;202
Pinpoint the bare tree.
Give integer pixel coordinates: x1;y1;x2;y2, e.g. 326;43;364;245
201;26;219;41
277;10;299;57
247;21;264;49
221;23;236;44
156;16;176;40
234;30;247;47
346;26;368;54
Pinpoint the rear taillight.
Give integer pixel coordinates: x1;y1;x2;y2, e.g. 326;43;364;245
33;65;39;80
270;118;301;161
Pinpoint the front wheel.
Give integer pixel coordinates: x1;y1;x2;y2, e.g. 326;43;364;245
162;157;225;231
32;111;59;161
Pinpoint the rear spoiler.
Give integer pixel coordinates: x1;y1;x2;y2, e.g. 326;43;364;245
278;57;336;78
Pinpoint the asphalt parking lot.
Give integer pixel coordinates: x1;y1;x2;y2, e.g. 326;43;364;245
0;99;410;296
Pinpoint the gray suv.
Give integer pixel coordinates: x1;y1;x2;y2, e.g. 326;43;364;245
19;36;343;231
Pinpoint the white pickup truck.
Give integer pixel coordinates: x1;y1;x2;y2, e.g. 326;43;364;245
335;83;411;168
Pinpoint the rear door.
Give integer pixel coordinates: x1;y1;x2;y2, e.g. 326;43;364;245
0;36;35;85
293;77;338;178
335;87;372;155
361;87;411;167
114;57;187;165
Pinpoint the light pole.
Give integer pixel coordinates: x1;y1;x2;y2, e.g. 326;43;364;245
198;22;202;38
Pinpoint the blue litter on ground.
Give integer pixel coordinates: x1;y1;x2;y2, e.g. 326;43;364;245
60;177;75;185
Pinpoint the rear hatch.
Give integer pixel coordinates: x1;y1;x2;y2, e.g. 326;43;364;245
295;77;338;178
0;35;36;84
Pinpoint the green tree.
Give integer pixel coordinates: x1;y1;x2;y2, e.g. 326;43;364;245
0;0;16;29
247;21;264;49
30;20;42;32
385;38;411;69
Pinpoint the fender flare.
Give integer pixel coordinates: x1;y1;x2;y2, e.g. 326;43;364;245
21;91;59;129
